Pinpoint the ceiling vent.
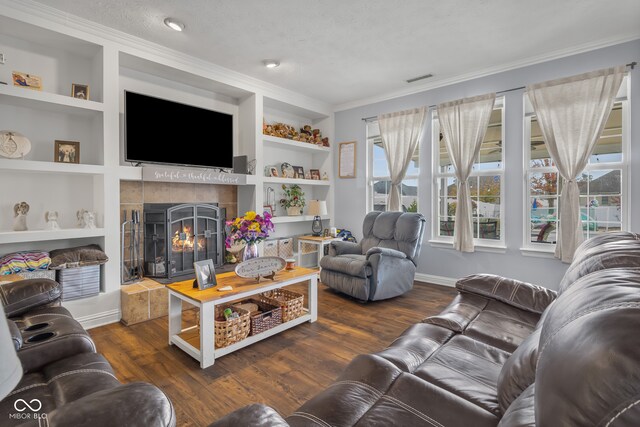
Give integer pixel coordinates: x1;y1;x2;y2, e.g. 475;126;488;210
406;73;433;83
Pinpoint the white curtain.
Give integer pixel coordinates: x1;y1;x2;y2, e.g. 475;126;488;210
527;66;624;262
377;107;427;211
437;94;496;252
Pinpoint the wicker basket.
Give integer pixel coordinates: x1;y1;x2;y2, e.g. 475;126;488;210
214;305;250;348
237;299;282;336
259;289;304;322
263;240;279;257
278;238;294;258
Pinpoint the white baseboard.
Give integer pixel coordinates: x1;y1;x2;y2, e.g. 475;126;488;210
414;273;457;288
76;309;121;330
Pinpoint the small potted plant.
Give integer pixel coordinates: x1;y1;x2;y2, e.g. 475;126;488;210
280;184;305;216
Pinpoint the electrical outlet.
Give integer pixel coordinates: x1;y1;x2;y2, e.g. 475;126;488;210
0;53;5;64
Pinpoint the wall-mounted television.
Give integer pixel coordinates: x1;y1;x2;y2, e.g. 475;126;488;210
124;91;233;169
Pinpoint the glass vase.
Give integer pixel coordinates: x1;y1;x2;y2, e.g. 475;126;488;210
243;242;259;261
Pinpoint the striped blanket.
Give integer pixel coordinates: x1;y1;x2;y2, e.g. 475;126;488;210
0;251;51;275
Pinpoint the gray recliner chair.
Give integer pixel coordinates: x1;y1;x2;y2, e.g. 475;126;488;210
320;211;426;301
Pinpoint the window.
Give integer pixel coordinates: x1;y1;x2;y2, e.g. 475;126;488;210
524;81;628;249
366;120;419;212
432;100;505;245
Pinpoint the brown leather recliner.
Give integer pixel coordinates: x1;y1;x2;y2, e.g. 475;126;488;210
212;231;640;426
0;278;176;427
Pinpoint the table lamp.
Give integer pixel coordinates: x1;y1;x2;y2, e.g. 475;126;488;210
308;200;327;236
0;304;22;400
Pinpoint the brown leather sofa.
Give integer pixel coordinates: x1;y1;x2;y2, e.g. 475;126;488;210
212;231;640;426
0;278;176;427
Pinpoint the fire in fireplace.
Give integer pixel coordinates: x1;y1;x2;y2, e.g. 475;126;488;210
144;203;225;279
171;226;206;253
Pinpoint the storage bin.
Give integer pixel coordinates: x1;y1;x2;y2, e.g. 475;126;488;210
278;238;293;258
235;299;282;336
300;242;317;255
214;305;250;348
263;240;279;257
259;288;304;322
19;270;56;280
56;265;101;301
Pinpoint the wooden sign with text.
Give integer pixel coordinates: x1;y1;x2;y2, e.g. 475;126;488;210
142;165;247;185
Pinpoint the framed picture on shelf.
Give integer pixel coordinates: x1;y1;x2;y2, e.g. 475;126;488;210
293;166;305;179
263;205;274;216
71;83;90;100
12;71;42;91
54;140;80;164
267;166;279;177
280;162;294;178
310;169;321;180
193;259;217;290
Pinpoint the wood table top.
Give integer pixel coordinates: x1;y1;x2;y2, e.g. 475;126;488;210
166;266;318;303
297;235;341;242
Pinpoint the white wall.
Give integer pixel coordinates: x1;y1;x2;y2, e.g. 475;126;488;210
333;40;640;290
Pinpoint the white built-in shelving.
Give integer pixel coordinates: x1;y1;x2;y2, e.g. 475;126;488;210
0;228;106;244
0;0;333;327
263;176;331;186
0;84;104;115
271;215;330;224
263;134;331;154
0;159;105;175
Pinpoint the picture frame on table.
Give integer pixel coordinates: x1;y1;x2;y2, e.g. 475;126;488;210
310;169;321;180
54;140;80;164
71;83;90;100
193;259;217;290
293;166;305;179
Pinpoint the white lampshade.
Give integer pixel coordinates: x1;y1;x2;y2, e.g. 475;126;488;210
0;305;22;399
307;200;327;216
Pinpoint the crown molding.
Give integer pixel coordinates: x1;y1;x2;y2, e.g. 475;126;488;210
334;34;640;112
0;0;332;115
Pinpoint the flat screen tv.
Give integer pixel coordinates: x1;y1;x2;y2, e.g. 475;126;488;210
124;91;233;169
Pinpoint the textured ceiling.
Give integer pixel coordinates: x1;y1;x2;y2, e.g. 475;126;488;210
34;0;640;106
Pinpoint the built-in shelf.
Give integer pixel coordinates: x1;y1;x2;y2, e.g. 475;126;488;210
118;166;143;181
0;228;106;244
0;84;104;116
263;177;331;186
263;134;331;154
271;215;330;224
0;159;105;175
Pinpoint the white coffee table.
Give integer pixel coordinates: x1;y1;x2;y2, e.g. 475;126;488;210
167;267;318;368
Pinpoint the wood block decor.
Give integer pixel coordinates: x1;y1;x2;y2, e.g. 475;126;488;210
121;278;169;325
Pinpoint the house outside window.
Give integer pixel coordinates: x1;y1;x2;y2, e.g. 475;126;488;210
366;120;419;212
523;92;628;250
431;99;505;246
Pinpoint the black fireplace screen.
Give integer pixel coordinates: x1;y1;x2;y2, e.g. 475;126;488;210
144;203;225;279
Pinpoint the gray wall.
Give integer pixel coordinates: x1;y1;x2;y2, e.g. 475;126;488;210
333;40;640;290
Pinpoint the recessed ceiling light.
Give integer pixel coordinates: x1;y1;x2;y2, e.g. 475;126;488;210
164;18;185;32
263;60;280;69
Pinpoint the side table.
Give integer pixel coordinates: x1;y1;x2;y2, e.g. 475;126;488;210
297;235;342;268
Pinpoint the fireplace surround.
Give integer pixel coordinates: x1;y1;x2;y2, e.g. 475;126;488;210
143;203;226;280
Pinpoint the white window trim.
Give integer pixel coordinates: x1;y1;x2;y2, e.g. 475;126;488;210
366;121;420;212
430;97;506;248
520;79;630;255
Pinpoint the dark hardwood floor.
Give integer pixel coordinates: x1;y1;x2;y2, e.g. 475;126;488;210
89;281;457;426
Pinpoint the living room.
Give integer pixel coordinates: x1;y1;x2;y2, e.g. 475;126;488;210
0;0;639;426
